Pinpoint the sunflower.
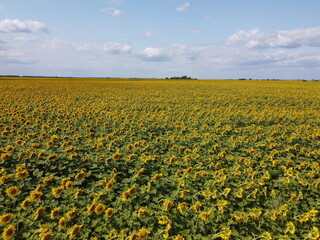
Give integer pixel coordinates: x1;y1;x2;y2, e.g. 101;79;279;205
152;173;163;182
138;208;148;219
180;190;189;198
308;227;319;240
58;217;66;229
5;145;15;152
1;153;11;161
199;210;213;221
2;225;15;240
50;208;60;220
15;170;29;179
191;201;202;213
65;181;73;190
74;189;83;199
137;228;150;240
35;207;46;220
66;207;77;219
47;153;58;161
42;174;55;184
52;186;64;197
163;200;174;212
74;169;86;181
177;202;187;214
0;213;14;225
0;175;12;184
94;203;106;215
86;203;96;214
105;208;113;218
219;227;232;240
69;224;82;238
173;234;185;240
112;151;122;161
285;221;295;235
30;191;43;201
21;198;30;210
40;233;53;240
105;181;114;191
6;186;19;197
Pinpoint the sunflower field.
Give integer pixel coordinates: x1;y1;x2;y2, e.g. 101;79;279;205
0;77;319;240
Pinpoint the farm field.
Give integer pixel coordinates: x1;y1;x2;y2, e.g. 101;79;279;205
0;78;319;240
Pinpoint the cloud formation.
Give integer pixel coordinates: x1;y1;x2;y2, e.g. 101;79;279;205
100;8;123;16
103;42;131;54
139;31;155;39
0;19;48;33
139;47;171;61
176;2;190;12
227;27;320;49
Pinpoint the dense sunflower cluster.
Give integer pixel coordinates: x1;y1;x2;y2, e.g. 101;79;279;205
0;77;319;239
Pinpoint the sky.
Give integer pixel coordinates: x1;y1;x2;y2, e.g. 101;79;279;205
1;0;320;79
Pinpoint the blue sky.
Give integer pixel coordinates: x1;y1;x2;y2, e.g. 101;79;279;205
1;0;320;79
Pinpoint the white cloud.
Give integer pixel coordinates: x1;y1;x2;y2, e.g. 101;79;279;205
176;2;190;12
183;28;202;33
103;42;131;54
138;47;171;61
139;31;155;39
0;19;48;33
100;8;123;16
227;27;320;49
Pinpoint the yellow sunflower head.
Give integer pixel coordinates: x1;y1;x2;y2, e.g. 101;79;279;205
6;186;19;198
2;224;15;240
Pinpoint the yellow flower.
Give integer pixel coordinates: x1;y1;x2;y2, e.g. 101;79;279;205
47;153;58;161
138;208;148;219
180;190;190;198
105;181;114;191
74;189;83;199
69;224;82;238
163;223;171;239
30;191;43;201
152;173;163;182
222;188;231;197
21;198;30;210
87;203;96;214
105;208;113;218
94;203;106;215
35;207;46;220
0;213;14;225
52;186;64;197
308;226;319;240
249;208;262;219
285;222;295;235
74;169;86;181
163;200;174;212
40;233;54;240
15;170;29;179
217;200;228;213
177;202;187;214
50;207;60;220
307;210;318;222
66;207;77;219
6;186;19;197
219;227;232;240
199;210;213;221
134;168;144;178
65;181;73;189
262;232;272;240
58;217;66;229
2;224;15;240
137;228;150;240
158;215;171;225
173;234;185;240
191;201;202;213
